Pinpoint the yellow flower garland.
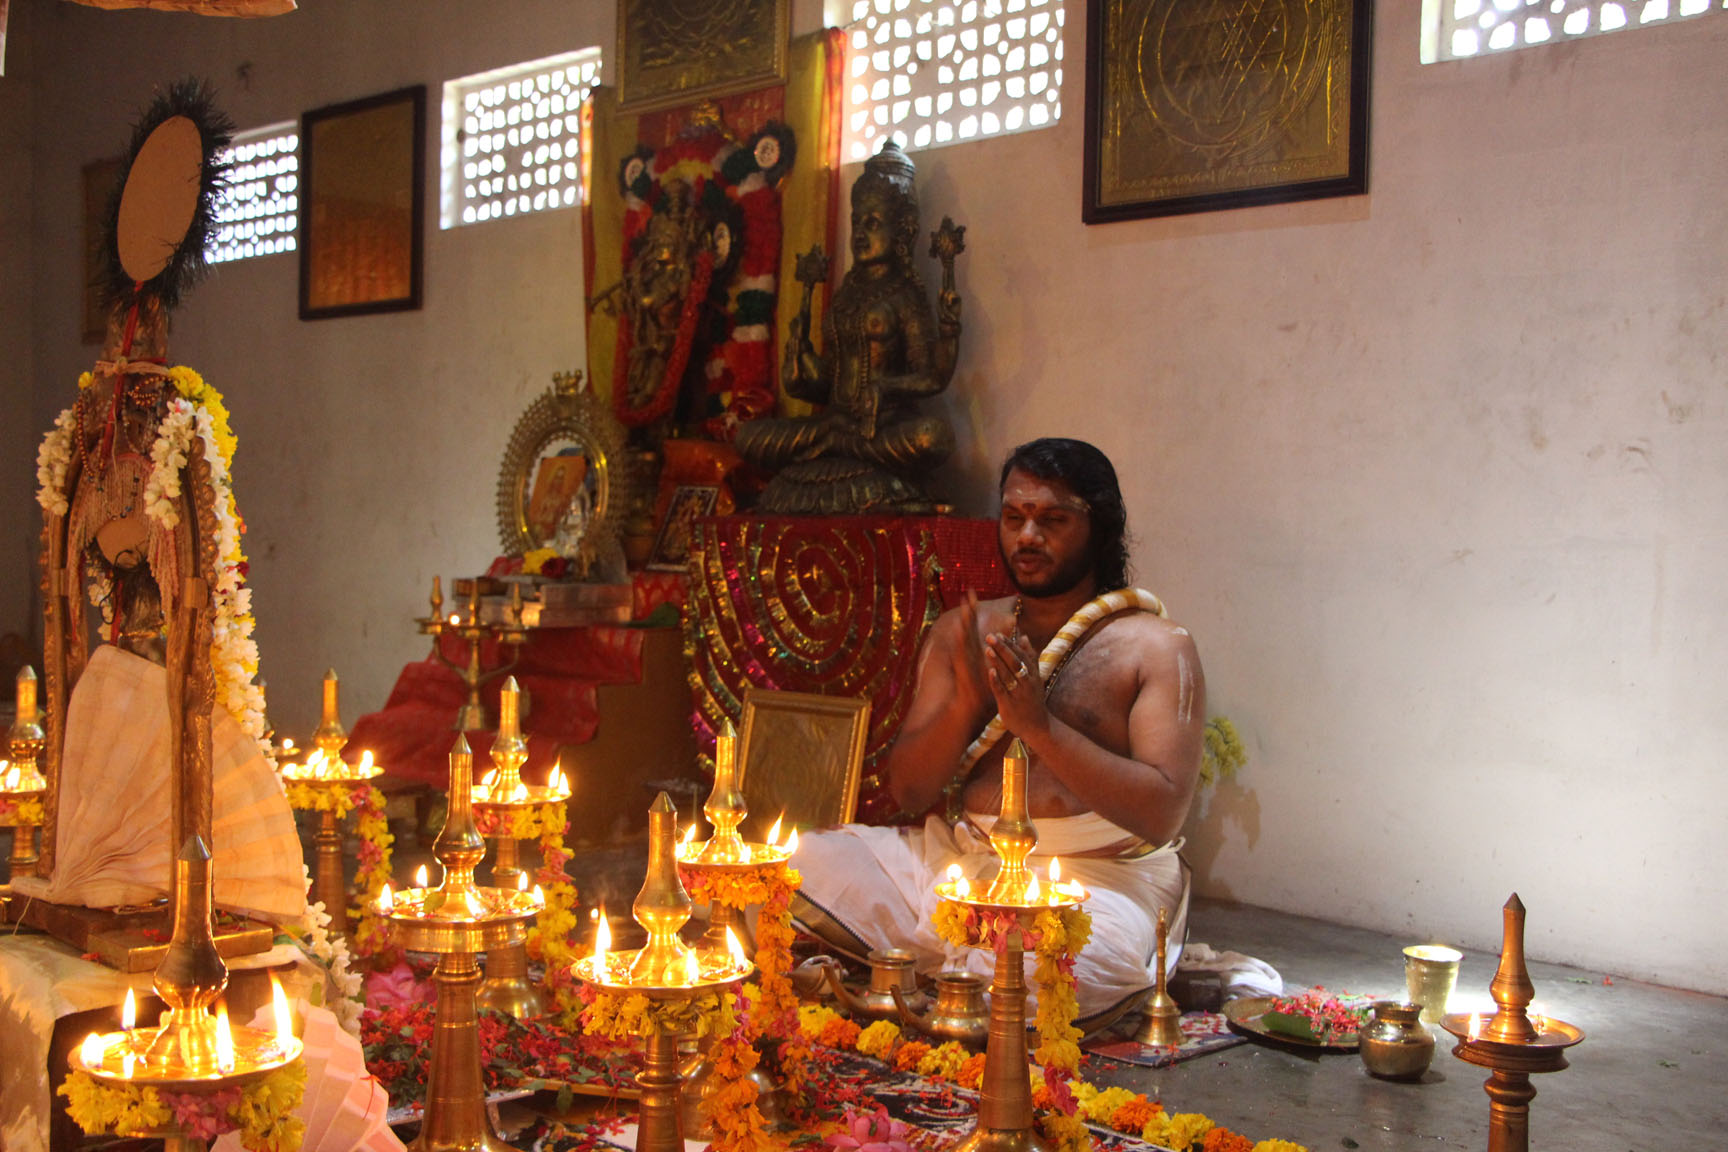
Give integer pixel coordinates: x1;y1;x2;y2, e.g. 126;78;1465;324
281;780;394;961
0;795;46;827
60;1062;306;1152
525;801;582;1024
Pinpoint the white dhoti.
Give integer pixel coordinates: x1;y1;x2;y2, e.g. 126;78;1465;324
792;812;1189;1024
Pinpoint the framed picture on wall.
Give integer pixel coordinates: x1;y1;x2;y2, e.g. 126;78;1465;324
298;85;425;319
647;483;719;572
617;0;789;112
1082;0;1372;222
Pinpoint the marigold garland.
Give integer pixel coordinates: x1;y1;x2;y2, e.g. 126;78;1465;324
0;795;46;826
59;1061;306;1152
821;908;1305;1152
472;801;581;1022
280;780;394;962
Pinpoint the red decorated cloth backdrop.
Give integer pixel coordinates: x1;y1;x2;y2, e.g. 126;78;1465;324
348;626;648;789
685;516;1009;825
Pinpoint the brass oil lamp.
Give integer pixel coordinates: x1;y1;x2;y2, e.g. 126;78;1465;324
671;720;797;1134
3;666;50;887
1133;906;1183;1047
932;739;1088;1152
573;792;754;1152
67;836;302;1152
470;676;570;1018
275;669;381;935
416;578;528;731
1441;894;1584;1152
379;735;542;1152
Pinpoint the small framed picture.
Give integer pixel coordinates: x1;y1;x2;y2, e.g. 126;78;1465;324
298;85;426;320
647;484;719;572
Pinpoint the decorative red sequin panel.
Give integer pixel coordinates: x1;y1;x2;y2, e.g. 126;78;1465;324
685;515;1009;825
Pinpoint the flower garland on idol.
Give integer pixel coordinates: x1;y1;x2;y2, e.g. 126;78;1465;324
473;801;583;1024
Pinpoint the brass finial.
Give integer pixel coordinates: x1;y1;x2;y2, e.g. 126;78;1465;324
313;668;347;766
698;720;748;865
553;370;586;398
630;792;695;984
489;676;530;801
8;667;44;766
1486;893;1538;1043
145;836;230;1073
426;735;489;920
985;739;1038;903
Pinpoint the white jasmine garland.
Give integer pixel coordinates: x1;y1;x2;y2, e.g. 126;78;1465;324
143;398;195;527
36;407;76;517
295;865;365;1034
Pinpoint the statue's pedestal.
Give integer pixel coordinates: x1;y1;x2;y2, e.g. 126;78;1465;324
686;515;1009;824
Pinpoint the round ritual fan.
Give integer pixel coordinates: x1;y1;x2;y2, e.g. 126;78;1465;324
19;645;302;922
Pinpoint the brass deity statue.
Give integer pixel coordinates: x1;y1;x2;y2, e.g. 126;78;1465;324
738;141;965;514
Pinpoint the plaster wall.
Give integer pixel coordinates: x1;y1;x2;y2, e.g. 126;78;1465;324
5;3;1724;994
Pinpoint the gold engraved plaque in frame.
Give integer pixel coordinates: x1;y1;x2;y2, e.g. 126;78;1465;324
735;687;870;842
1082;0;1371;222
617;0;790;113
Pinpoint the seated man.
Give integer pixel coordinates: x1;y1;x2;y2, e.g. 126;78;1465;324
793;437;1204;1026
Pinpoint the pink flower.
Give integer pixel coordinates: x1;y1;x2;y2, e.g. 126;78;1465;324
365;961;432;1010
827;1105;915;1152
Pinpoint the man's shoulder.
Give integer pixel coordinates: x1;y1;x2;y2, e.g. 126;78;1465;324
1098;607;1199;665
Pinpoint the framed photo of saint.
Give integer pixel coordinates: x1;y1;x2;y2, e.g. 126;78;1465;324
647;483;719;572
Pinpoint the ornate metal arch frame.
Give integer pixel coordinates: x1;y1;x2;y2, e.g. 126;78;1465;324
495;371;633;565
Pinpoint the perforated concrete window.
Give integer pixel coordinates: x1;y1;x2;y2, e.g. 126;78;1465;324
207;123;299;264
1421;0;1726;62
442;47;602;228
844;0;1065;160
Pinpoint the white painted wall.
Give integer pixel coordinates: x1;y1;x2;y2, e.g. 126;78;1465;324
3;3;1723;994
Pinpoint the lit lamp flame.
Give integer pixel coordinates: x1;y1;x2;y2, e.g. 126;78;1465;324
1468;1013;1482;1042
785;827;798;856
683;948;700;986
725;926;748;972
360;749;375;773
215;1003;236;1073
272;976;293;1049
281;738;295;754
766;815;784;846
80;1033;105;1069
549;763;567;793
415;864;430;889
1027;873;1041;903
532;883;544;905
379;882;394;912
517;872;529;891
591;912;611;975
3;764;18;790
1531;1002;1546;1034
122;988;136;1030
480;769;498;796
1050;857;1061;885
449;614;460;626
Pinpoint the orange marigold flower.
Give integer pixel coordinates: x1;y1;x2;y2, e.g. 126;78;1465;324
1030;1081;1054;1111
1203;1128;1255;1152
1111;1097;1160;1131
956;1053;988;1090
820;1017;862;1050
893;1041;932;1072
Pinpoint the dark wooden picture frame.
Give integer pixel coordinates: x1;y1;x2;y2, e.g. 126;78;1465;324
647;484;719;572
1083;0;1372;223
617;0;789;113
298;85;425;319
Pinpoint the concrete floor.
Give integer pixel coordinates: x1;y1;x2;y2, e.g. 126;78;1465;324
1093;898;1728;1151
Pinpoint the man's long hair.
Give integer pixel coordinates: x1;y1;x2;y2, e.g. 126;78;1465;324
999;438;1131;593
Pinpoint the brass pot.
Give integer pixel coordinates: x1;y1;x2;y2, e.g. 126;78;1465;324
894;970;988;1049
1359;1000;1435;1081
825;947;927;1021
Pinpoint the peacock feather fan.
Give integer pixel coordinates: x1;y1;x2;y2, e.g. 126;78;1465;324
98;77;235;318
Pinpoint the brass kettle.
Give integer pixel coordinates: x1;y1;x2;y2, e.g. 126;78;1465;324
824;948;928;1021
893;969;988;1049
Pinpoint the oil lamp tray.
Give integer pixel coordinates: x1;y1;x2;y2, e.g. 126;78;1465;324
278;764;382;784
72;1028;302;1088
676;848;793;872
384;888;538;954
934;883;1085;919
572;952;752;997
472;784;570;810
1439;1011;1584;1071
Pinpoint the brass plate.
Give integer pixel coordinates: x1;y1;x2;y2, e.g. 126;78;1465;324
1222;995;1361;1052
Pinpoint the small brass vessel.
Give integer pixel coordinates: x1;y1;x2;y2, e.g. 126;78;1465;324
826;947;927;1022
895;969;988;1049
1359;1000;1435;1081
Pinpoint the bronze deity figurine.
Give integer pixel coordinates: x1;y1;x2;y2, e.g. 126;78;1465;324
738;140;965;514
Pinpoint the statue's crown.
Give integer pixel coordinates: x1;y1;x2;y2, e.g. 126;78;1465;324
864;139;917;186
